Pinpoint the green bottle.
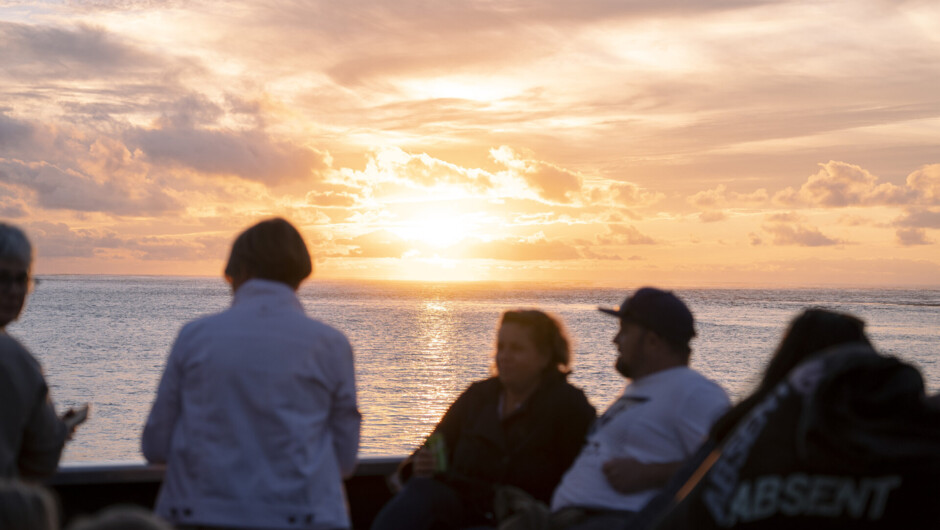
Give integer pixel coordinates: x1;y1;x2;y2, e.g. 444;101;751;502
425;433;448;473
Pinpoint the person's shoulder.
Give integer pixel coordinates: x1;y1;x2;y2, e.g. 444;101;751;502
0;332;26;352
458;377;500;399
176;310;226;336
300;317;352;346
0;334;44;380
678;368;731;409
0;333;39;365
552;377;592;401
552;378;596;416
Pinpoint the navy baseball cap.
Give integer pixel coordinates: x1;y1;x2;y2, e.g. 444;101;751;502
599;287;696;346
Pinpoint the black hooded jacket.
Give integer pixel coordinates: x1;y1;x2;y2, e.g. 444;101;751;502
651;343;940;529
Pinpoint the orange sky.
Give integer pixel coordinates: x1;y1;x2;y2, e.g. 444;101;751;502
1;1;938;286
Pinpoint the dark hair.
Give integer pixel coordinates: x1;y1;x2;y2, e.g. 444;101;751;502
0;480;58;530
499;310;572;376
224;218;312;289
761;308;870;392
0;223;33;267
711;308;870;441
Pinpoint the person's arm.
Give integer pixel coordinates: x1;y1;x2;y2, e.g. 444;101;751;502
141;330;186;463
329;335;361;479
602;458;684;494
18;382;68;480
400;382;476;481
603;381;730;495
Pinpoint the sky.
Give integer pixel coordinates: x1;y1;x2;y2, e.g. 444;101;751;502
1;0;939;286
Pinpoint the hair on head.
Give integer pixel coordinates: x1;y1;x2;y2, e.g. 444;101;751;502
709;307;870;442
761;307;870;391
0;480;58;530
224;218;312;289
0;223;33;267
500;309;572;376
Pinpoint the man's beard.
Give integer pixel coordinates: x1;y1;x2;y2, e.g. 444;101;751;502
615;354;631;378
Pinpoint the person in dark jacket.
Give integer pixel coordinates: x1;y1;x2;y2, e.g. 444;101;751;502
0;223;85;481
649;341;940;529
633;308;940;529
371;310;597;530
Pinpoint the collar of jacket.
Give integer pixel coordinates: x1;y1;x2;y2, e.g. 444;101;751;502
232;278;304;311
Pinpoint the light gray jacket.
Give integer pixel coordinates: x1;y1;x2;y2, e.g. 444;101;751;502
142;279;361;529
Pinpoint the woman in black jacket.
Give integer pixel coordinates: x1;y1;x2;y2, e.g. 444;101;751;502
372;310;597;529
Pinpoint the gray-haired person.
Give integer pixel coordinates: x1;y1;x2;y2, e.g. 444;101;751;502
143;218;361;530
0;223;87;480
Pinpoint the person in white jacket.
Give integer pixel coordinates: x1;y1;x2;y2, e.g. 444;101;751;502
142;218;361;530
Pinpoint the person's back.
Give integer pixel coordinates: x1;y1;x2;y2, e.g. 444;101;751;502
651;342;940;529
142;218;361;530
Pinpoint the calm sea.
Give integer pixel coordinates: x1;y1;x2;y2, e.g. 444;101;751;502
7;276;939;463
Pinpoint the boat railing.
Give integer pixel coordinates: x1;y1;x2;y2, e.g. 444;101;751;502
47;456;402;529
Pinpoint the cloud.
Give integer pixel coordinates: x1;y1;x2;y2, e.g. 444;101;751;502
125;95;331;186
233;0;781;87
606;182;664;208
336;230;411;259
524;164;581;203
306;190;358;208
0;21;169;80
0;113;36;149
896;228;931;246
699;210;727;223
765;212;802;223
906;164;940;203
491;146;581;203
894;208;940;229
0;189;28;218
463;233;582;260
131;127;329;185
352;147;494;195
774;161;916;207
597;225;656;245
762;222;844;247
688;185;769;208
400;152;494;191
0;158;181;215
24;221;227;261
688;185;727;208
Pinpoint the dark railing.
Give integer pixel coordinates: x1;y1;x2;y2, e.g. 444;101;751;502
47;457;401;529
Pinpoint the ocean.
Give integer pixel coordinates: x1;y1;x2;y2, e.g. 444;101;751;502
7;276;939;464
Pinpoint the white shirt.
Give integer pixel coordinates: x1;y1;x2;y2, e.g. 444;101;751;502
551;366;729;513
142;279;361;529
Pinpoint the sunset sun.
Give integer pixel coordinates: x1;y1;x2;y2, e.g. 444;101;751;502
389;212;481;249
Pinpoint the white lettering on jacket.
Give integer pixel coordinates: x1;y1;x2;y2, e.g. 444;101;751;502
702;384;790;525
723;474;902;526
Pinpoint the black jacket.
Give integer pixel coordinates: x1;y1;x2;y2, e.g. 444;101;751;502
427;373;596;511
651;343;940;529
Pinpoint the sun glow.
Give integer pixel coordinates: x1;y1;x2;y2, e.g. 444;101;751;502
390;212;480;248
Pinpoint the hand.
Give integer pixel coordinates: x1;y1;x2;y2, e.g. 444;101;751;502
411;447;436;478
62;403;90;439
602;457;681;494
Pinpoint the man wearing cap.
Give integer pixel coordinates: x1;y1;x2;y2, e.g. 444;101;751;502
549;287;730;529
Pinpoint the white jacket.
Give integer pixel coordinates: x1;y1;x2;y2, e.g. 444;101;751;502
142;279;361;529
